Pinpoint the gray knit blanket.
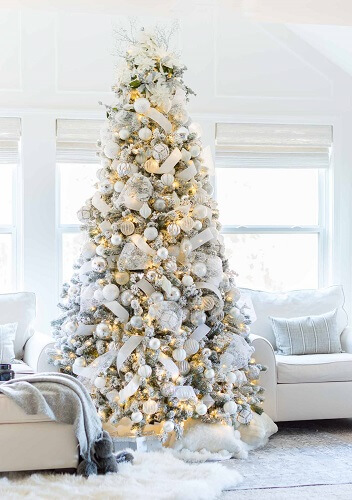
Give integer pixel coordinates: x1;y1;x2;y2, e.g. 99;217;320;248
0;372;107;474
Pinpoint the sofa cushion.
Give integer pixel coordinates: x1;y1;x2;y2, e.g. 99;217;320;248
0;322;17;362
240;286;348;350
0;293;36;359
276;352;352;383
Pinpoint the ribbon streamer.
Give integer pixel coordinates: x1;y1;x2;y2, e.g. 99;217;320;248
116;335;143;371
130;234;156;256
119;374;141;404
161;276;172;295
190;227;217;251
103;301;129;323
195;282;222;300
146;108;172;134
190;323;211;341
176;162;197;182
92;192;110;215
175;386;197;401
172;87;186;106
136;278;156;296
74;349;117;380
157;148;182;174
75;324;96;336
159;352;179;381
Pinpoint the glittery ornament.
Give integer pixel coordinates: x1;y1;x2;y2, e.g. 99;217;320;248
167;223;180;237
161;383;175;397
91;256;107;273
172;348;186;362
179;216;194;233
202;295;215;311
77;206;92;222
184;338;199;356
153;143;169;161
116;162;133;177
161;173;174;186
115;271;129;285
143;399;158;415
144;158;159;173
138;127;152;141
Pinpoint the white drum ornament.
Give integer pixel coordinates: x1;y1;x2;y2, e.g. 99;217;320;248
143;399;158;415
172;348;187;362
131;411;143;423
138;127;152;141
94;376;106;389
120;221;135;236
193;205;208;219
195;403;207;416
237;408;252;425
161;173;174;186
184;339;200;356
204;368;215;379
115;271;129;285
224;401;238;415
116;162;132;177
177;360;190;375
144;158;159;174
103;284;119;301
114;181;125;193
134;98;151;114
163;421;175;433
149;338;161;350
144;226;158;241
167;223;180;237
179;217;194;233
91;256;107;273
104;142;119;159
138;365;152;378
190;145;201;158
118;128;130;140
153;143;169;162
192;262;207;278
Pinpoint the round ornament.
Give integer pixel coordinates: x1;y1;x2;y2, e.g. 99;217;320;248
164;260;177;273
93;289;104;302
73;357;86;367
182;275;193;286
115;271;129;285
138;365;152;378
120;290;133;306
99;180;113;194
134;98;150;114
118;128;130;140
172;348;187;362
184;339;200;356
161;383;175;397
94;376;106;389
176;127;189;141
96;322;110;338
193;220;202;231
202;296;215;311
131;411;143;423
153;143;169;162
224;401;238;415
193;205;208;219
104;142;119;159
149;338;160;350
179;217;194;233
138;127;152;141
192;262;207;278
103;284;119;301
116;162;132;177
204;368;215;379
177;360;190;375
150;292;164;303
180;239;192;255
161;173;174;186
144;226;158;241
191;310;207;326
91;256;107;273
144;158;159;174
154;199;166;211
190;145;201;157
95;244;106;257
130;315;143;329
157;247;168;260
64;321;77;334
120;221;135;236
143;399;158;415
111;234;122;246
81;241;96;259
167;223;180;237
195;403;207;416
163;421;175;433
226;372;238;384
114;181;125;193
227;288;241;303
168;286;181;301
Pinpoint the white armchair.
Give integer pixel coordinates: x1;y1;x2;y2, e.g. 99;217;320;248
242;286;352;422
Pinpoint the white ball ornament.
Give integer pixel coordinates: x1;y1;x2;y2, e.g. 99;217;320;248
143;399;158;415
157;247;168;260
116;162;132;177
184;339;200;356
150;291;164;303
93;288;104;302
64;321;77;334
118;128;130;140
161;173;174;186
193;205;208;219
111;234;122;246
95;244;106;256
164;260;177;272
104;142;119;159
73;357;86;367
193;220;203;231
144;226;158;241
134;98;150;114
192;262;207;278
191;310;207;325
202;296;215;311
180;239;192;255
204;368;215;379
190;145;201;157
149;338;161;350
176;127;189;141
120;290;133;306
91;256;107;273
224;401;238;415
163;421;175;433
99;180;113;194
195;403;207;416
131;411;143;423
138;365;152;378
114;181;125;193
179;217;194;233
103;284;119;301
154;199;166;211
172;348;187;362
182;275;194;286
94;376;106;389
96;322;110;338
226;372;238;384
82;241;96;259
167;223;180;237
138;127;152;141
130;315;143;329
168;286;181;301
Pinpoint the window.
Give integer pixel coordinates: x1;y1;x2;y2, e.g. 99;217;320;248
215;123;332;292
0;118;21;293
56;119;103;289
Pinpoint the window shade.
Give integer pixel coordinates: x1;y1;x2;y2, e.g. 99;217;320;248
0;117;21;164
56;118;104;163
216;123;333;168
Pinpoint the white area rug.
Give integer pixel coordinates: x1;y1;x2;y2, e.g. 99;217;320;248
0;450;242;500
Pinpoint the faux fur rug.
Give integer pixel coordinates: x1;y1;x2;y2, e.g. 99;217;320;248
0;450;242;500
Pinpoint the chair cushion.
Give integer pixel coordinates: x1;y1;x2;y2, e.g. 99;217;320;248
0;293;36;359
276;352;352;383
240;286;348;350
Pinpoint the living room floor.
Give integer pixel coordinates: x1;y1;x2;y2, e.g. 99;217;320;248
221;419;352;499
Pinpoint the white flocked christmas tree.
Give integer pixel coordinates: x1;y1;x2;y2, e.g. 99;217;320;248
51;27;265;441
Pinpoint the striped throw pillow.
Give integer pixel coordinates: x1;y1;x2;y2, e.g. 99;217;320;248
270;309;341;355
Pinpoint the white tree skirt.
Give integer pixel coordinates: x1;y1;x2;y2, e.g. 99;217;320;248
0;451;242;500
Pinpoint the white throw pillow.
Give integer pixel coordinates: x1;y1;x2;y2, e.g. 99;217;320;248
0;322;18;363
270;309;341;355
239;285;348;349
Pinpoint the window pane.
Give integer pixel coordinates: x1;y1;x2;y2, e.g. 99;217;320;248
0;164;13;225
216;168;319;226
59;163;98;225
61;232;86;284
0;234;12;292
223;233;318;292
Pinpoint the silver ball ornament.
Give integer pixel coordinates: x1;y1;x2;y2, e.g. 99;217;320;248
120;290;133;306
144;227;158;241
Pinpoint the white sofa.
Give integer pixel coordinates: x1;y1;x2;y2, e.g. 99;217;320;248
0;292;78;472
242;285;352;422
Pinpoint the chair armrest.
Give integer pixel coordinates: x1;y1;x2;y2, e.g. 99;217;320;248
23;331;59;373
249;333;278;421
341;327;352;353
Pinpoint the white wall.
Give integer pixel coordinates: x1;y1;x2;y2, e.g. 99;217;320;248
1;3;352;331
